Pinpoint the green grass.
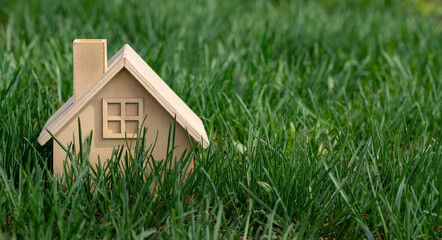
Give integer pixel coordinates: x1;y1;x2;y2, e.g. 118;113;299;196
0;0;441;238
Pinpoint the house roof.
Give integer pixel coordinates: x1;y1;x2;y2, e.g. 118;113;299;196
38;44;210;148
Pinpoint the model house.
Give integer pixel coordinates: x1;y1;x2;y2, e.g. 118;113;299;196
38;39;210;173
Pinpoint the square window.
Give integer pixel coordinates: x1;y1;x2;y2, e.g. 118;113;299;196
108;103;121;116
108;121;121;134
103;98;143;139
125;120;138;134
125;103;139;116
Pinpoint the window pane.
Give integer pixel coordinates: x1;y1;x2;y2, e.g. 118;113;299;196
108;103;121;116
125;103;139;116
108;120;121;133
126;120;139;134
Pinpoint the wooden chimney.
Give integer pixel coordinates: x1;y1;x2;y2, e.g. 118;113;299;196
73;39;107;102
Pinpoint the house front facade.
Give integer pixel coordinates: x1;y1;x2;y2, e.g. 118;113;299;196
38;40;209;174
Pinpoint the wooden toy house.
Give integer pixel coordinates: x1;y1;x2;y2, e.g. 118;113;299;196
38;39;209;173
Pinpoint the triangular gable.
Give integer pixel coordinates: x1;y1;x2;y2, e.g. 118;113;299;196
38;44;209;148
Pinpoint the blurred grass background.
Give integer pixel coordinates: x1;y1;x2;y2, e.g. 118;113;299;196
0;0;440;238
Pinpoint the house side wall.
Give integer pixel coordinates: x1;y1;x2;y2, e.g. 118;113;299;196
53;68;192;175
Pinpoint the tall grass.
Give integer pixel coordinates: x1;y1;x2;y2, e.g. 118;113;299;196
0;0;440;238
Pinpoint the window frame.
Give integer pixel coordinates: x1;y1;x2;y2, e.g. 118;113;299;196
102;98;143;139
